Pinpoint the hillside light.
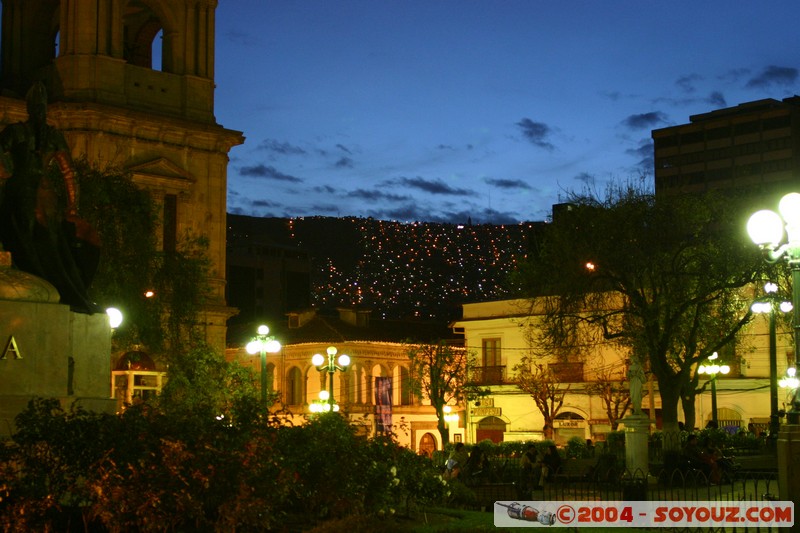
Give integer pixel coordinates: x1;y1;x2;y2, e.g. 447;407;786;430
246;324;281;406
747;192;800;423
312;346;350;410
698;352;729;427
751;282;793;441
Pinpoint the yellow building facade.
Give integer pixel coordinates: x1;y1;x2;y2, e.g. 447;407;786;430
453;298;793;445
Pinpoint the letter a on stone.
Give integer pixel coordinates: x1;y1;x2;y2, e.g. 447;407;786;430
1;336;22;359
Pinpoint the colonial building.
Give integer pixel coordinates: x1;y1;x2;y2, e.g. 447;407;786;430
226;308;465;454
0;0;243;351
452;298;794;445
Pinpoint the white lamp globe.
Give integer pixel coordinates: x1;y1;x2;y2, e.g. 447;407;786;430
265;339;281;353
106;307;123;329
246;341;260;355
257;324;270;335
747;209;784;246
779;193;800;226
338;354;351;367
312;353;325;367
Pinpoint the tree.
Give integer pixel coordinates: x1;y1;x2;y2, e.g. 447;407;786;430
513;356;568;430
587;366;634;430
75;158;213;356
510;182;767;441
407;342;486;446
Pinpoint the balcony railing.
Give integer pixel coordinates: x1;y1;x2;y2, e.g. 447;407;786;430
549;362;584;382
471;365;506;385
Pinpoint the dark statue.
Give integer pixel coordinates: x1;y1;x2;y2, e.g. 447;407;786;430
0;82;101;313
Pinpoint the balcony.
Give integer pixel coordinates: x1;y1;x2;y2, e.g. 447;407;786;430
549;362;584;382
471;365;506;385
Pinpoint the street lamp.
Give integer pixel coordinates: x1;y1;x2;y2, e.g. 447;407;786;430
309;390;340;413
246;324;281;406
698;352;730;427
747;192;800;423
106;307;123;329
311;346;350;410
443;405;459;441
751;282;793;440
779;367;799;412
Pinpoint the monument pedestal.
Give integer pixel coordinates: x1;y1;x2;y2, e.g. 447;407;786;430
623;413;650;476
0;267;116;436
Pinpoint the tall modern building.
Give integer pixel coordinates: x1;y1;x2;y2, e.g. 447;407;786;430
0;0;243;351
652;96;800;207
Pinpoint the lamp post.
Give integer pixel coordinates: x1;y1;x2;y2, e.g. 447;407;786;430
246;324;282;406
697;352;730;427
311;346;350;411
747;192;800;423
751;282;793;441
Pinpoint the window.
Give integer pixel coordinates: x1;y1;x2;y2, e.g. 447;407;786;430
287;367;303;405
162;194;177;252
482;338;501;367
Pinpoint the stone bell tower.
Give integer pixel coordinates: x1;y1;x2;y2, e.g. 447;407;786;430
0;0;244;351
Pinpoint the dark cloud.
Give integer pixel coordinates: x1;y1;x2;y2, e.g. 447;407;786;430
676;73;702;93
573;172;594;185
626;139;654;171
250;198;282;209
439;207;521;225
348;189;410;202
257;139;307;155
239;164;303;182
365;204;521;225
393;176;476;196
746;65;798;88
516;118;555;150
621;111;668;130
313;185;338;194
484;178;532;190
335;157;354;168
718;68;751;83
306;203;345;216
437;144;456;151
706;91;727;108
335;143;353;154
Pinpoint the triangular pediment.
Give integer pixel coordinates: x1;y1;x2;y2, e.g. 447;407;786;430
127;158;195;191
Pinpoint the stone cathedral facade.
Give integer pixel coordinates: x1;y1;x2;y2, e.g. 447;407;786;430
0;0;243;351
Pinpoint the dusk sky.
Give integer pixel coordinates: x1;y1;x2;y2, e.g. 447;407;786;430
214;2;800;224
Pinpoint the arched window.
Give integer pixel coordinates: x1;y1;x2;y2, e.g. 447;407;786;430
476;416;506;444
123;3;169;72
286;366;303;405
418;432;437;457
397;365;411;405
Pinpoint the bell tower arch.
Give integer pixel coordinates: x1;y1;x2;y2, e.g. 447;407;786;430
0;0;244;351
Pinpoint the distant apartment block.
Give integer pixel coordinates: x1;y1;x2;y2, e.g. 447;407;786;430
653;96;800;207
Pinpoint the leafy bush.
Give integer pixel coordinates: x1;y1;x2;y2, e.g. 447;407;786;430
565;436;589;458
0;398;449;531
